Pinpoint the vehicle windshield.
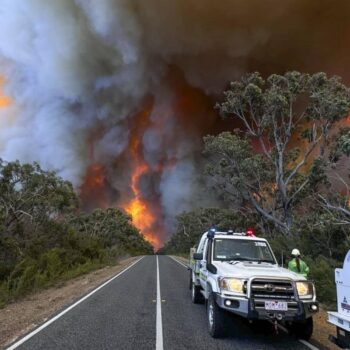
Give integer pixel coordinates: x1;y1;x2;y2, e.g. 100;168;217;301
213;239;275;263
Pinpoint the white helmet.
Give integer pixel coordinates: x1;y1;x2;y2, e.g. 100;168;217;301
291;248;301;257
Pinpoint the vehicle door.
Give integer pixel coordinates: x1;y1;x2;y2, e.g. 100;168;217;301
199;239;209;290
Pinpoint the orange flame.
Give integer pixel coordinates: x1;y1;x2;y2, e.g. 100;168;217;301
80;164;109;210
85;164;106;188
123;107;160;249
0;77;11;108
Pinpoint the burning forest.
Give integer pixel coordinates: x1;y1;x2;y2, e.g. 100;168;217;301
0;1;350;247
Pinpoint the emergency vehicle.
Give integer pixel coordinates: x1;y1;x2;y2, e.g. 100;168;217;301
328;250;350;349
189;228;319;339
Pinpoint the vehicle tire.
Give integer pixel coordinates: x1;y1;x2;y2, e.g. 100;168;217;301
191;282;204;304
290;317;313;340
207;292;228;338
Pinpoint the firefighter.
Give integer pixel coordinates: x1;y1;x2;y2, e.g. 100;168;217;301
288;249;310;278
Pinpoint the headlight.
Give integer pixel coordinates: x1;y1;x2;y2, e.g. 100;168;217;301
296;282;314;299
219;278;245;294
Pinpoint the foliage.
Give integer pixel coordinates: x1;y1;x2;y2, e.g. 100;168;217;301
206;72;350;234
330;127;350;161
159;207;257;255
67;208;154;256
161;71;350;306
318;197;350;227
307;257;337;306
0;160;78;235
0;160;153;307
315;126;350;226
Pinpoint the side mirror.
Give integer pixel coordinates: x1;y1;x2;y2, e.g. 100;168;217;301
193;253;203;261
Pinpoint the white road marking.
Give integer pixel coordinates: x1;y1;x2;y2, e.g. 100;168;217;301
169;255;188;268
6;256;144;350
299;339;320;350
268;321;320;350
170;255;320;350
156;255;164;350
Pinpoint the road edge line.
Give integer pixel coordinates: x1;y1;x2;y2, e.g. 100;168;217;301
298;339;320;350
156;256;164;350
168;255;188;268
6;256;145;350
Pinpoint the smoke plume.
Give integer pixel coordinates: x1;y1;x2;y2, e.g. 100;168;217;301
0;0;350;246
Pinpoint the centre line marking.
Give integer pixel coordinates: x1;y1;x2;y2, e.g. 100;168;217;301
156;255;164;350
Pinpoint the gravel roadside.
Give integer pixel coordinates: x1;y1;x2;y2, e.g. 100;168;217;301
0;256;140;349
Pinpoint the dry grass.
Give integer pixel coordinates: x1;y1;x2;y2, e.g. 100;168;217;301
311;306;338;350
0;256;139;349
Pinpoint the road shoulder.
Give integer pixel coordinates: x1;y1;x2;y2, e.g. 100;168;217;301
0;256;139;349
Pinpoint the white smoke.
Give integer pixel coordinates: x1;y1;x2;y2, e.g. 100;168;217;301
0;0;349;240
0;0;151;186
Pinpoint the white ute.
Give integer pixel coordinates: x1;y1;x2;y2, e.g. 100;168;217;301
328;250;350;349
189;228;319;339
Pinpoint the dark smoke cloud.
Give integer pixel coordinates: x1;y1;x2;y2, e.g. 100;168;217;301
0;0;349;241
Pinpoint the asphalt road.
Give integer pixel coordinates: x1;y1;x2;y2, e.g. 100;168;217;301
8;255;313;350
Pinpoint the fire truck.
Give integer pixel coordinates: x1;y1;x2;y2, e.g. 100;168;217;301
189;228;319;339
328;250;350;349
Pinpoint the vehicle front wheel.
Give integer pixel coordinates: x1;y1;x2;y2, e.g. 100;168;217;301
191;282;204;304
289;317;313;340
207;292;228;338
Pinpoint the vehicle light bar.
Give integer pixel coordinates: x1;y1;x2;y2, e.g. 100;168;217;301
246;228;255;237
206;230;256;237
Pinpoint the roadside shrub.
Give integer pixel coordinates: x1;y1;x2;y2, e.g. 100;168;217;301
307;256;337;307
7;258;38;297
0;282;9;308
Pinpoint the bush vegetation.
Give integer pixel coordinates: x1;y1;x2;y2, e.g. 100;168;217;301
160;72;350;307
0;160;153;307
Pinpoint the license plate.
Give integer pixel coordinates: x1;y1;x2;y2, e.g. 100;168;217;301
265;301;288;311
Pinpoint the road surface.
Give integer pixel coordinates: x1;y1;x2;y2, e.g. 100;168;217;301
7;256;316;350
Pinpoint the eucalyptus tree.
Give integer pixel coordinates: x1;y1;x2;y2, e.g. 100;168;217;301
205;72;350;234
